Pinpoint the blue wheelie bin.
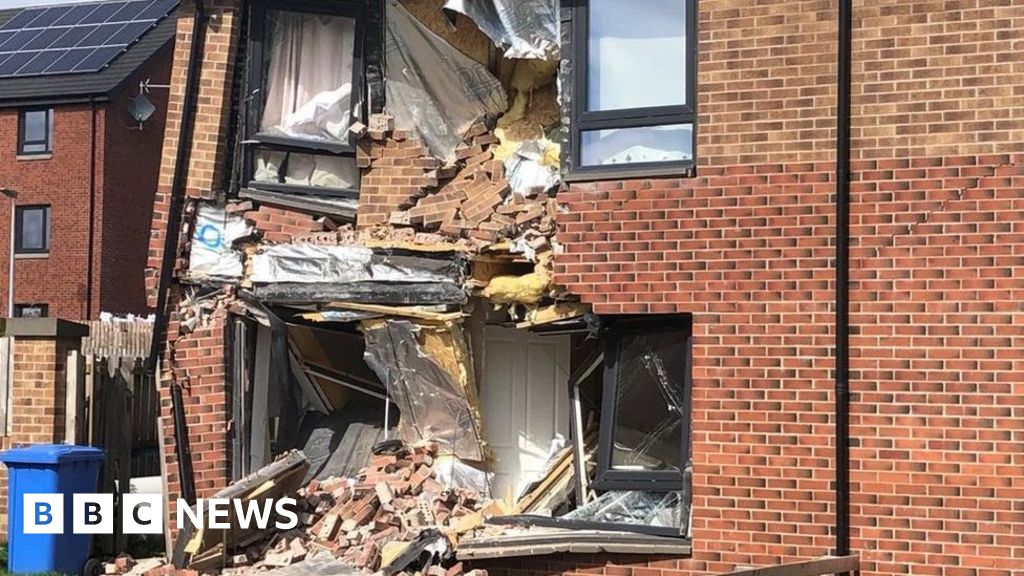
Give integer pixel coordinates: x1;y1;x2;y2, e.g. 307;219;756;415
0;444;105;574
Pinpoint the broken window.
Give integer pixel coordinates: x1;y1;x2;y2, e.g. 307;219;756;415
595;316;691;490
565;0;697;178
486;314;693;539
242;0;371;198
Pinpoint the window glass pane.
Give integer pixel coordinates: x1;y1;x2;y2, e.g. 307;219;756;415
587;0;687;111
580;124;693;167
260;12;356;144
22;141;48;154
563;490;682;528
18;208;47;251
22;109;51;153
610;330;686;472
15;304;47;318
24;110;46;141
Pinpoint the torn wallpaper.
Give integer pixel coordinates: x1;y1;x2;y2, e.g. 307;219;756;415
187;204;252;281
385;0;507;161
444;0;559;60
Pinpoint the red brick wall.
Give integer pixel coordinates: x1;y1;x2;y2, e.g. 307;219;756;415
0;105;105;319
0;48;173;319
158;303;232;525
553;2;1024;576
146;0;243;308
143;1;1024;574
0;334;79;537
357;134;435;228
144;0;243;524
100;43;175;315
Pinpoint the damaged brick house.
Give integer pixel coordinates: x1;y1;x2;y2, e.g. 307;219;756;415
146;0;1023;575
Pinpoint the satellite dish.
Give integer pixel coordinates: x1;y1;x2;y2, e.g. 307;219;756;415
128;92;156;126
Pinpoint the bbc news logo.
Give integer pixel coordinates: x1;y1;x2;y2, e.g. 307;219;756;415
22;494;299;534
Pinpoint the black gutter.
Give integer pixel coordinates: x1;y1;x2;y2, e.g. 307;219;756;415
835;0;852;560
149;0;208;505
86;100;97;319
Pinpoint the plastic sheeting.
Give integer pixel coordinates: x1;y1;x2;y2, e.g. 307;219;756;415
250;244;461;285
562;490;683;529
444;0;559;60
362;319;487;462
504;140;560;196
433;453;493;496
187;204;252;281
386;0;507;161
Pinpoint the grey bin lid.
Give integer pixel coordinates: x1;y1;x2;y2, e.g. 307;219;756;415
0;444;105;465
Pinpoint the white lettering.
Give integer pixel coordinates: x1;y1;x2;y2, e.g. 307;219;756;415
274;498;299;530
233;498;274;530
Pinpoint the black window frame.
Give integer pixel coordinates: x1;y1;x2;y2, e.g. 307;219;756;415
595;314;693;491
13;303;48;318
566;0;698;181
17;107;54;156
241;0;373;199
14;205;51;255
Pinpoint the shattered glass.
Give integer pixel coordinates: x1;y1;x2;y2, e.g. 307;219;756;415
443;0;559;60
610;330;687;472
562;490;682;529
385;0;507;161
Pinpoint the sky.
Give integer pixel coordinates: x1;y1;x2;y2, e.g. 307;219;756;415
0;0;96;9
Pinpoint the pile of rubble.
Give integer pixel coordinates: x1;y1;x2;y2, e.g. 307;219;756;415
358;114;558;253
256;442;502;571
115;443;508;576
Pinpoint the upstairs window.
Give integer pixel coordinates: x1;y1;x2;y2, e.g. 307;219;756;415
243;1;369;198
568;0;696;178
18;108;53;155
14;205;51;255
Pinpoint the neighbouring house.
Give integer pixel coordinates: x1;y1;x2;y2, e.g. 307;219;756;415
145;1;1023;575
0;0;178;319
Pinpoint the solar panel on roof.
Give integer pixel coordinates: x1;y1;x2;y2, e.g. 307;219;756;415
0;0;178;78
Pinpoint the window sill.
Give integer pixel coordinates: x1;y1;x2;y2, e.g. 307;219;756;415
14;253;49;260
562;162;696;184
16;153;52;161
456;527;692;560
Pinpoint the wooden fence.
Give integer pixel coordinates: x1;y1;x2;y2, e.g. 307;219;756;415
81;319;153;359
65;354;161;553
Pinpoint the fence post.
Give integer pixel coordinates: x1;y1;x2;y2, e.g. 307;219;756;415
65;350;87;444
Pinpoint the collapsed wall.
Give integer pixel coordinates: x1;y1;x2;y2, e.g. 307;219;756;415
148;1;604;570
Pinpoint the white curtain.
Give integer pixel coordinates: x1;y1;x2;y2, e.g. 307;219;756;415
261;11;356;143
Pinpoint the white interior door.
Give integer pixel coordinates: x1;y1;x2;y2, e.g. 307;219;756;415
480;326;571;502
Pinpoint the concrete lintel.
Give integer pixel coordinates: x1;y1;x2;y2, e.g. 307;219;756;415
3;318;90;339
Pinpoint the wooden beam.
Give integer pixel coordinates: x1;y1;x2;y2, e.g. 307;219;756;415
717;556;859;576
319;302;464;322
515;302;589;329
